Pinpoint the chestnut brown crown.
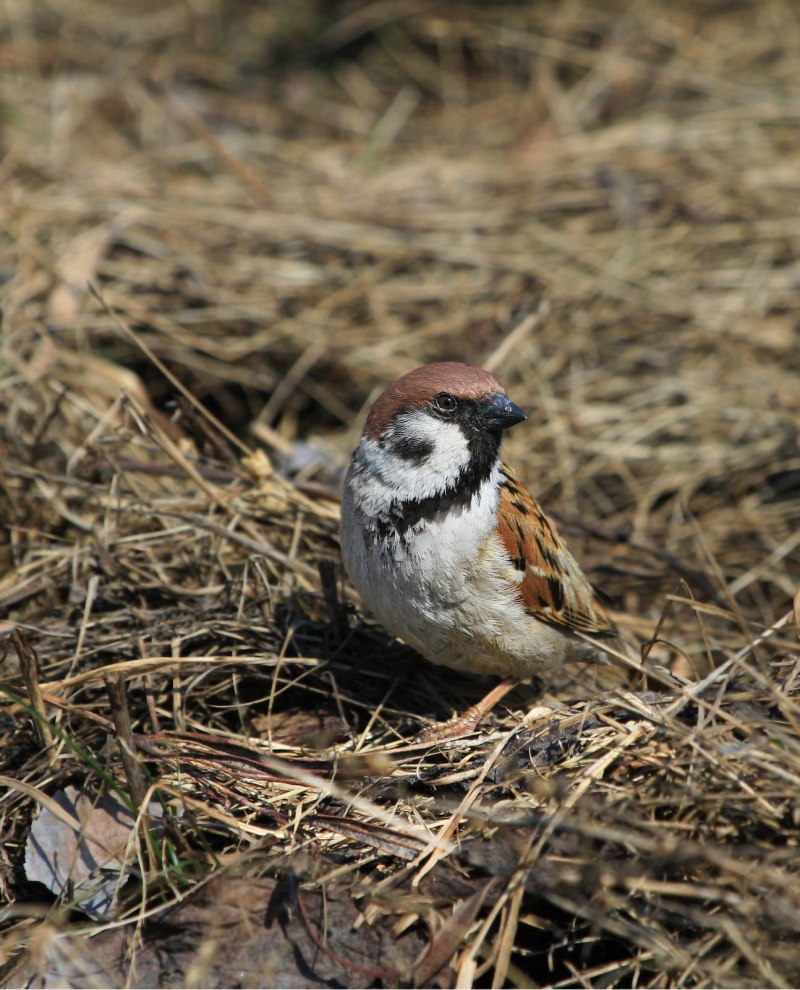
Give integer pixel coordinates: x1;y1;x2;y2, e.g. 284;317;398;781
364;363;504;440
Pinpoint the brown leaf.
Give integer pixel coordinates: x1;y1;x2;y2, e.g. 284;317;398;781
24;786;161;916
412;879;497;988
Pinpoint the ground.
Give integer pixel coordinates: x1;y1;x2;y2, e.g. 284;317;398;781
1;2;800;987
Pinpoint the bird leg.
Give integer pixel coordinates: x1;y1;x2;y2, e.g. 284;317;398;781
414;676;518;744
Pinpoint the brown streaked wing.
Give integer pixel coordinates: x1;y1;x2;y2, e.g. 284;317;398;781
496;464;614;639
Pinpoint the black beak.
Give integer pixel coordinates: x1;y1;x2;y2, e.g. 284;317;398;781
482;392;527;431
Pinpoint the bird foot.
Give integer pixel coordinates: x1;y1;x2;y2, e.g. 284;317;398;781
413;676;519;745
413;704;488;745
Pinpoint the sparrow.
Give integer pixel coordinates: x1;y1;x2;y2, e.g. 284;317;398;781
340;362;615;741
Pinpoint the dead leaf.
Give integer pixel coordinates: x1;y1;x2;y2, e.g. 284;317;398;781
412;879;497;988
24;785;162;916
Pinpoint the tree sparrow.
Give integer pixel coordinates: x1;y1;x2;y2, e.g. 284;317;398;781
340;363;615;741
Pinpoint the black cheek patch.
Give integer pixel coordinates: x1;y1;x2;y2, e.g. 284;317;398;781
391;435;435;464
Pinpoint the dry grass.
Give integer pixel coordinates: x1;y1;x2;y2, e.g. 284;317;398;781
1;1;800;986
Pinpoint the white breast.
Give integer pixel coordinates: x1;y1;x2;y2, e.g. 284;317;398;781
340;456;574;678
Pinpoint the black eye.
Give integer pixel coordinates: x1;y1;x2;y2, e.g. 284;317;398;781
433;392;458;416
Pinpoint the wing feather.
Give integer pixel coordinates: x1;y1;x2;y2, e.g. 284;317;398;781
496;464;614;639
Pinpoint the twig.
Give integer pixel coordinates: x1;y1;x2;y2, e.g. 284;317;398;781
104;674;150;808
12;630;55;750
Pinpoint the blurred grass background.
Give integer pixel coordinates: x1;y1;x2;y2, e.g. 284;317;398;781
1;1;800;986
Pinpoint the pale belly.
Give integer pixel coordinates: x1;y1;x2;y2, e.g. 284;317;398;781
342;511;583;679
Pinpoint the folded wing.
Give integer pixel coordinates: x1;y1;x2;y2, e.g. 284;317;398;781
496;464;614;639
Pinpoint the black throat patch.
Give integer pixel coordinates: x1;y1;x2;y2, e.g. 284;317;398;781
379;424;501;539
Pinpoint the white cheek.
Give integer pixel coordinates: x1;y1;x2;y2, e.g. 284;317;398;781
393;412;470;480
360;411;470;502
